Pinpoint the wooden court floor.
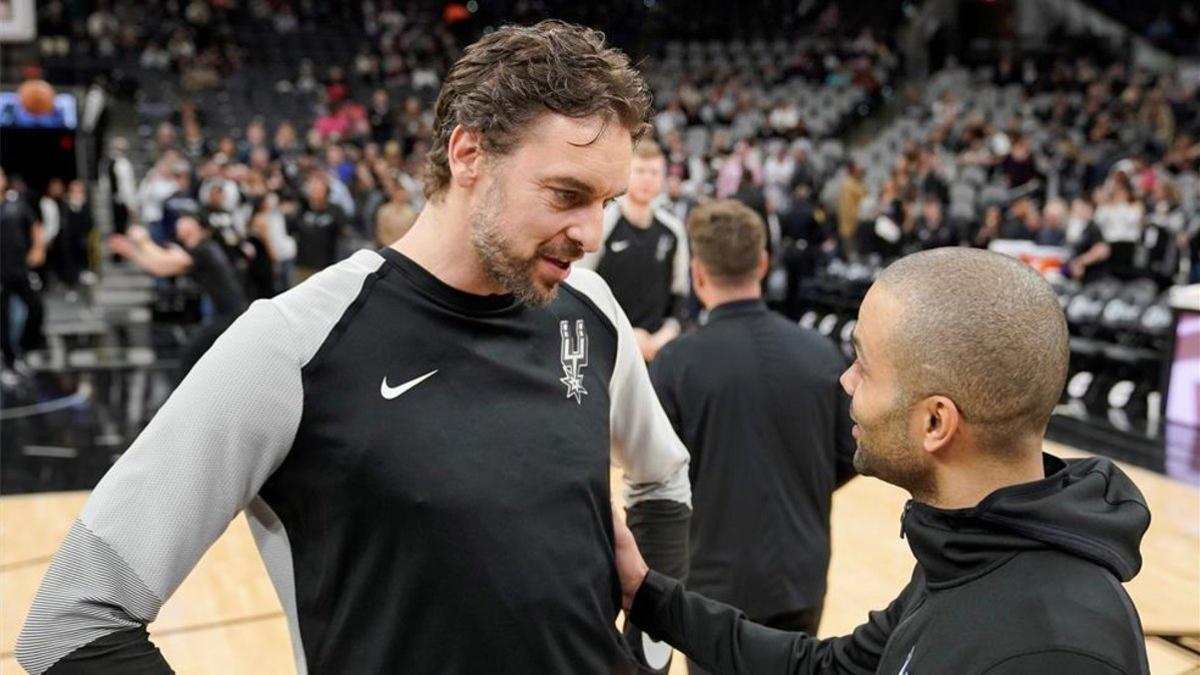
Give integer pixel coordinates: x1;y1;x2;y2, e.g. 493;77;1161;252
2;441;1197;673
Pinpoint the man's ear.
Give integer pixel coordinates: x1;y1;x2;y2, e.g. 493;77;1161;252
691;258;707;293
757;249;769;282
447;125;484;190
920;395;961;455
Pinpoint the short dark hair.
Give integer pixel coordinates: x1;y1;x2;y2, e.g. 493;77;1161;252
423;20;652;200
876;248;1069;451
686;199;766;285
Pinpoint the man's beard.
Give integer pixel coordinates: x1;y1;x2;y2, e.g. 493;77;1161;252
852;399;935;501
469;182;582;308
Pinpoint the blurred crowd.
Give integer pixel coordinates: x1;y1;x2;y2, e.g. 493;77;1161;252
69;1;898;303
7;2;1198;327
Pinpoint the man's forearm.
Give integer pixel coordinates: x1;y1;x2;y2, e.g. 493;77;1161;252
626;500;689;581
43;627;171;675
630;571;883;675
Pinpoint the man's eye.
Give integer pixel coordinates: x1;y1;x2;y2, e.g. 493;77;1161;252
603;197;616;209
555;190;576;204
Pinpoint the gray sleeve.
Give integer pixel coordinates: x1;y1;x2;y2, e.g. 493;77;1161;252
564;268;692;508
654;207;691;299
16;299;305;674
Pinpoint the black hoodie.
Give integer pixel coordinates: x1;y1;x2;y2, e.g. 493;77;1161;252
629;454;1152;674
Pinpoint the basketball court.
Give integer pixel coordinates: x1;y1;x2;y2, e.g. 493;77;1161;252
2;441;1197;673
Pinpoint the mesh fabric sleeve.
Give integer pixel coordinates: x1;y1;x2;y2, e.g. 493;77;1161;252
16;300;305;674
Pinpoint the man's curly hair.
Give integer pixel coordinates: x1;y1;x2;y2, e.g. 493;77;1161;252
423;20;652;200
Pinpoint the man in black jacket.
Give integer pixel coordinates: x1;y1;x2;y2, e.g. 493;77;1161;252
615;247;1151;674
649;200;855;669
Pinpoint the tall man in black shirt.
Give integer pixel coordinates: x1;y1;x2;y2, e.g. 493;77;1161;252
582;140;689;361
650;201;855;672
109;215;248;377
616;248;1151;674
20;21;690;675
0;168;47;373
290;173;350;280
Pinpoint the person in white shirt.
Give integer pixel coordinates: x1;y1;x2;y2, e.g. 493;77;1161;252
1094;182;1144;244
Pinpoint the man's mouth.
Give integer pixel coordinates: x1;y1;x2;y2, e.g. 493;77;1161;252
542;256;571;270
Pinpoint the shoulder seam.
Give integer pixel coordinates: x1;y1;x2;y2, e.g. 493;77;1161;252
299;263;388;374
255;299;303;367
561;281;619;339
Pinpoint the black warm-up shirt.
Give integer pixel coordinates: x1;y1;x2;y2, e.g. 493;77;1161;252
18;248;692;675
583;203;689;333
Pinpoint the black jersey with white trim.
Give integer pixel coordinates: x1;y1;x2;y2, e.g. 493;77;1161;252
17;248;691;674
580;201;690;333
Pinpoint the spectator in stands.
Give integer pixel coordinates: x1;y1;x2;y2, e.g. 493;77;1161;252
972;204;1003;250
241;199;276;301
0;168;46;376
1095;179;1145;271
153;122;179;156
290;173;349;281
907;199;959;252
103;137;138;239
252;192;297;291
138;157;179;237
734;169;769;228
763;145;796;211
57;180;95;291
779;183;833;315
999;198;1038;241
789;144;818;197
198;178;240;257
661;174;699;227
1065;198;1111;282
1138;180;1185;284
717;141;758;198
1038;199;1068;246
180;121;208;161
239;121;270;165
272;121;302;163
38;179;64;287
314;102;351;140
374;181;418;246
368;89;396;145
109;216;247;378
837;161;866;259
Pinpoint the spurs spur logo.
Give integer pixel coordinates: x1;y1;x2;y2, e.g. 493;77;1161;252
559;319;588;404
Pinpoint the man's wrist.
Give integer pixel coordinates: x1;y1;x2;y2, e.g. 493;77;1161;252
624;563;650;612
628;568;676;631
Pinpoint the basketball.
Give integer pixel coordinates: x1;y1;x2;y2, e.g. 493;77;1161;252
17;79;55;116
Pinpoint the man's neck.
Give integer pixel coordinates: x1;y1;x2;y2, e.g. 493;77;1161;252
925;438;1046;509
392;199;502;296
704;286;762;310
621;197;654;228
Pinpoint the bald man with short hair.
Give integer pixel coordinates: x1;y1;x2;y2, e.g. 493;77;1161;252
614;248;1152;674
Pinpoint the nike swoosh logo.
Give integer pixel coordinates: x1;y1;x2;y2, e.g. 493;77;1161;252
380;370;438;400
610;240;630;252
